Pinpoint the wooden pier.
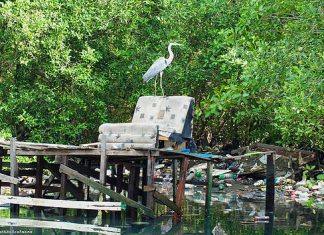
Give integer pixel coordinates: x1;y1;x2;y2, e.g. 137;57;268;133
0;138;277;234
0;138;210;221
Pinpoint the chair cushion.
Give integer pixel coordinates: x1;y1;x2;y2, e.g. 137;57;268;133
98;123;158;149
131;96;194;140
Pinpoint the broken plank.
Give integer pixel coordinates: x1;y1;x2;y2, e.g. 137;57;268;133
0;173;19;184
0;195;121;211
59;164;155;218
153;191;181;215
0;218;120;234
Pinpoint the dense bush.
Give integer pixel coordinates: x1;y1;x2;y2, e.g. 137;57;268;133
0;0;322;151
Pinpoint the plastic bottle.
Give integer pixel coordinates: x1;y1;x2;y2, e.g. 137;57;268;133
254;216;269;221
219;173;237;180
218;184;225;190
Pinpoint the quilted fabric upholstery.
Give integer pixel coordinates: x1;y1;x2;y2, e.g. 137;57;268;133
132;96;194;140
98;96;194;149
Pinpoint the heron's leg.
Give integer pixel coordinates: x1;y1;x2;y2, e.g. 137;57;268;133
160;71;164;96
154;76;157;96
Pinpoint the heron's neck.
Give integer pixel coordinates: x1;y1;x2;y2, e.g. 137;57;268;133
167;44;174;63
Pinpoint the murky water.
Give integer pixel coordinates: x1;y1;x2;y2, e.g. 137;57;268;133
0;190;323;235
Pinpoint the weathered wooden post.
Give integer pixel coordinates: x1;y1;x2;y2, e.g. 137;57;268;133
84;158;91;201
173;156;189;222
264;151;275;235
128;165;140;220
35;155;44;214
116;164;123;194
99;134;108;224
59;155;68;216
10;137;19;213
265;152;275;215
205;161;213;234
172;159;178;202
146;152;155;210
142;162;147;206
0;151;3;194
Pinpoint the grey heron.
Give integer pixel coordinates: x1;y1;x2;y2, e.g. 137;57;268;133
143;42;182;96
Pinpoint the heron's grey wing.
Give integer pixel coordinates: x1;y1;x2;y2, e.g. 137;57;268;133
143;57;168;82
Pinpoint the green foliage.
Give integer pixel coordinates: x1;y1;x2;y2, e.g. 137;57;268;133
0;0;322;151
204;0;323;150
317;174;324;181
303;164;316;181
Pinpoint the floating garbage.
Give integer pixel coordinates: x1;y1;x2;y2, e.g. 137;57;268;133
254;216;269;222
219;173;237;180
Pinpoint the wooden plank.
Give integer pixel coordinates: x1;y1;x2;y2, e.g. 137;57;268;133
153;191;181;215
14;149;159;157
2;162;37;168
0;218;120;234
1;169;36;177
0;195;121;211
159;150;212;161
143;186;155;192
0;173;19;184
59;164;155;218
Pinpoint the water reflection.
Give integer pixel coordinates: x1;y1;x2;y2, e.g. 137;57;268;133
0;191;323;235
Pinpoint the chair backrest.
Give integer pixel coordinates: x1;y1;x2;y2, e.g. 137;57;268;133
132;96;195;141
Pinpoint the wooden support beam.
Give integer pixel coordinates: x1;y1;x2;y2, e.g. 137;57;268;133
10;137;19;213
1;169;36;177
13;149;159;157
35;156;44;198
173;156;189;222
59;164;155;218
266;152;275;214
204;161;213;234
142;164;147;206
0;195;121;211
67;160;143;196
127;166;140;220
172;159;178;202
1;162;37;168
146;153;155;210
0;173;19;185
60;156;68;215
153;191;181;215
43;161;84;201
100;135;108;186
99;135;108;222
116;164;123;194
0;156;2;194
84;159;91;201
0;218;121;234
